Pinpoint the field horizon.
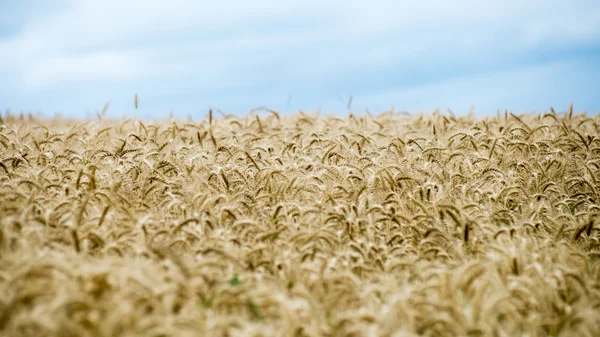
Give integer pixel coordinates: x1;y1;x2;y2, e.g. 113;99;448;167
0;107;599;336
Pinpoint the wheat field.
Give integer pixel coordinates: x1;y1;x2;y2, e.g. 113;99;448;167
0;107;599;337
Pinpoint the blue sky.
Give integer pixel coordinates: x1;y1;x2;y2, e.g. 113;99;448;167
0;0;599;119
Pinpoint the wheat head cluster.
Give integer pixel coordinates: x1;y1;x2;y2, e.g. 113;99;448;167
0;107;599;337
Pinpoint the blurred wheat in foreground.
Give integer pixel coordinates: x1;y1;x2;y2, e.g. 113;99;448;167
0;108;599;337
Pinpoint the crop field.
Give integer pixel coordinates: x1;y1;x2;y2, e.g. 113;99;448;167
0;107;599;337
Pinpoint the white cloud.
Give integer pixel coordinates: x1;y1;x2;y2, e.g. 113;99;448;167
1;0;598;115
21;51;150;88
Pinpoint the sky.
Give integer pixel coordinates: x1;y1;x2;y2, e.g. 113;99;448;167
0;0;599;119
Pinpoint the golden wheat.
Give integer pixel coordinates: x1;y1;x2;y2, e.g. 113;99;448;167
0;108;599;336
